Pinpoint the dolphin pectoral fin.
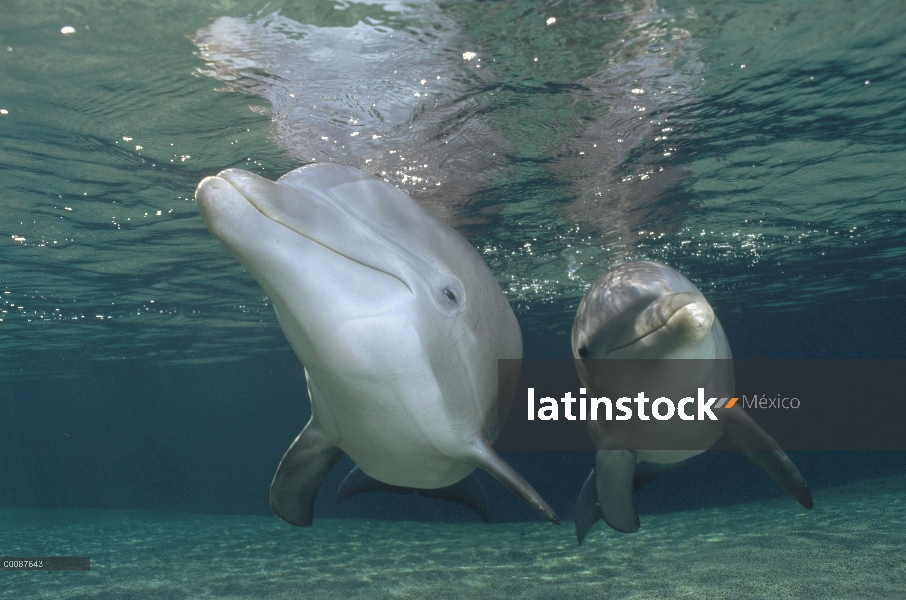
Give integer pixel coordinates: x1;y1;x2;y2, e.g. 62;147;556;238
270;422;344;526
575;470;602;544
595;450;640;533
737;449;814;509
469;441;560;524
721;408;814;509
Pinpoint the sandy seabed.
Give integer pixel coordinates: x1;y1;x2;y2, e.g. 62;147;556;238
2;477;904;599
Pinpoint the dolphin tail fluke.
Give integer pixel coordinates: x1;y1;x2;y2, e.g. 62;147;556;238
575;470;601;544
594;449;641;533
336;466;492;522
469;441;560;524
270;421;344;526
633;460;685;491
417;473;491;522
337;466;415;502
722;407;814;509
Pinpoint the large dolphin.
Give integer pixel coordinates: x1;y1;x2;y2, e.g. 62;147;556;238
571;261;811;541
195;163;558;526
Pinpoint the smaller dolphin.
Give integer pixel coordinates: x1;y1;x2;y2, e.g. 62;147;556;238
571;261;812;541
195;163;558;526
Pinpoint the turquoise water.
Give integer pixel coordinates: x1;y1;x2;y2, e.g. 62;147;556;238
2;0;903;364
1;0;905;596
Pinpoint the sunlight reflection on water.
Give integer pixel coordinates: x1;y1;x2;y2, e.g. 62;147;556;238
0;0;903;366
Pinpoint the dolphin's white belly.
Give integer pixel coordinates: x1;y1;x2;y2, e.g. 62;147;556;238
295;311;483;489
340;413;478;488
308;371;480;488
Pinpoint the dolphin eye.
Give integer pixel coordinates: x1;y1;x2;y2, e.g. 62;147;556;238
578;347;589;359
443;288;458;305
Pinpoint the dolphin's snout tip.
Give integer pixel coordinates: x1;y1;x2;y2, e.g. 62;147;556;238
194;175;227;208
197;171;258;200
215;167;262;188
668;302;714;343
682;302;711;328
196;175;219;189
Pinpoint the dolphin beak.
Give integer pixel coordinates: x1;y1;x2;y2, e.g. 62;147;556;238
640;291;713;339
658;300;714;344
196;175;233;220
196;169;299;239
195;173;279;255
196;175;244;231
601;292;714;357
216;168;270;196
196;170;270;216
627;292;714;353
201;168;323;242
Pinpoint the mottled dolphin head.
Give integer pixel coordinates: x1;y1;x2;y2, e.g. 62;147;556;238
571;260;729;361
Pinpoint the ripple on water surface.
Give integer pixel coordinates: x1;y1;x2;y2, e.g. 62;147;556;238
0;0;904;368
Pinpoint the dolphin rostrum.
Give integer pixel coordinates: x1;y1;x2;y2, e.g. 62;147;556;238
195;163;558;526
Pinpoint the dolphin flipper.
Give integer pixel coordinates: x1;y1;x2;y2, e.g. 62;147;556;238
336;466;492;522
575;470;601;543
469;441;560;524
575;459;685;542
270;422;344;526
594;449;640;533
721;407;813;509
737;450;814;509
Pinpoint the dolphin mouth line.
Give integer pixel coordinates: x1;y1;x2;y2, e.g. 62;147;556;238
222;177;414;295
603;300;695;357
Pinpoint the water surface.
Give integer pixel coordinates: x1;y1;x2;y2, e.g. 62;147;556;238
3;0;902;366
